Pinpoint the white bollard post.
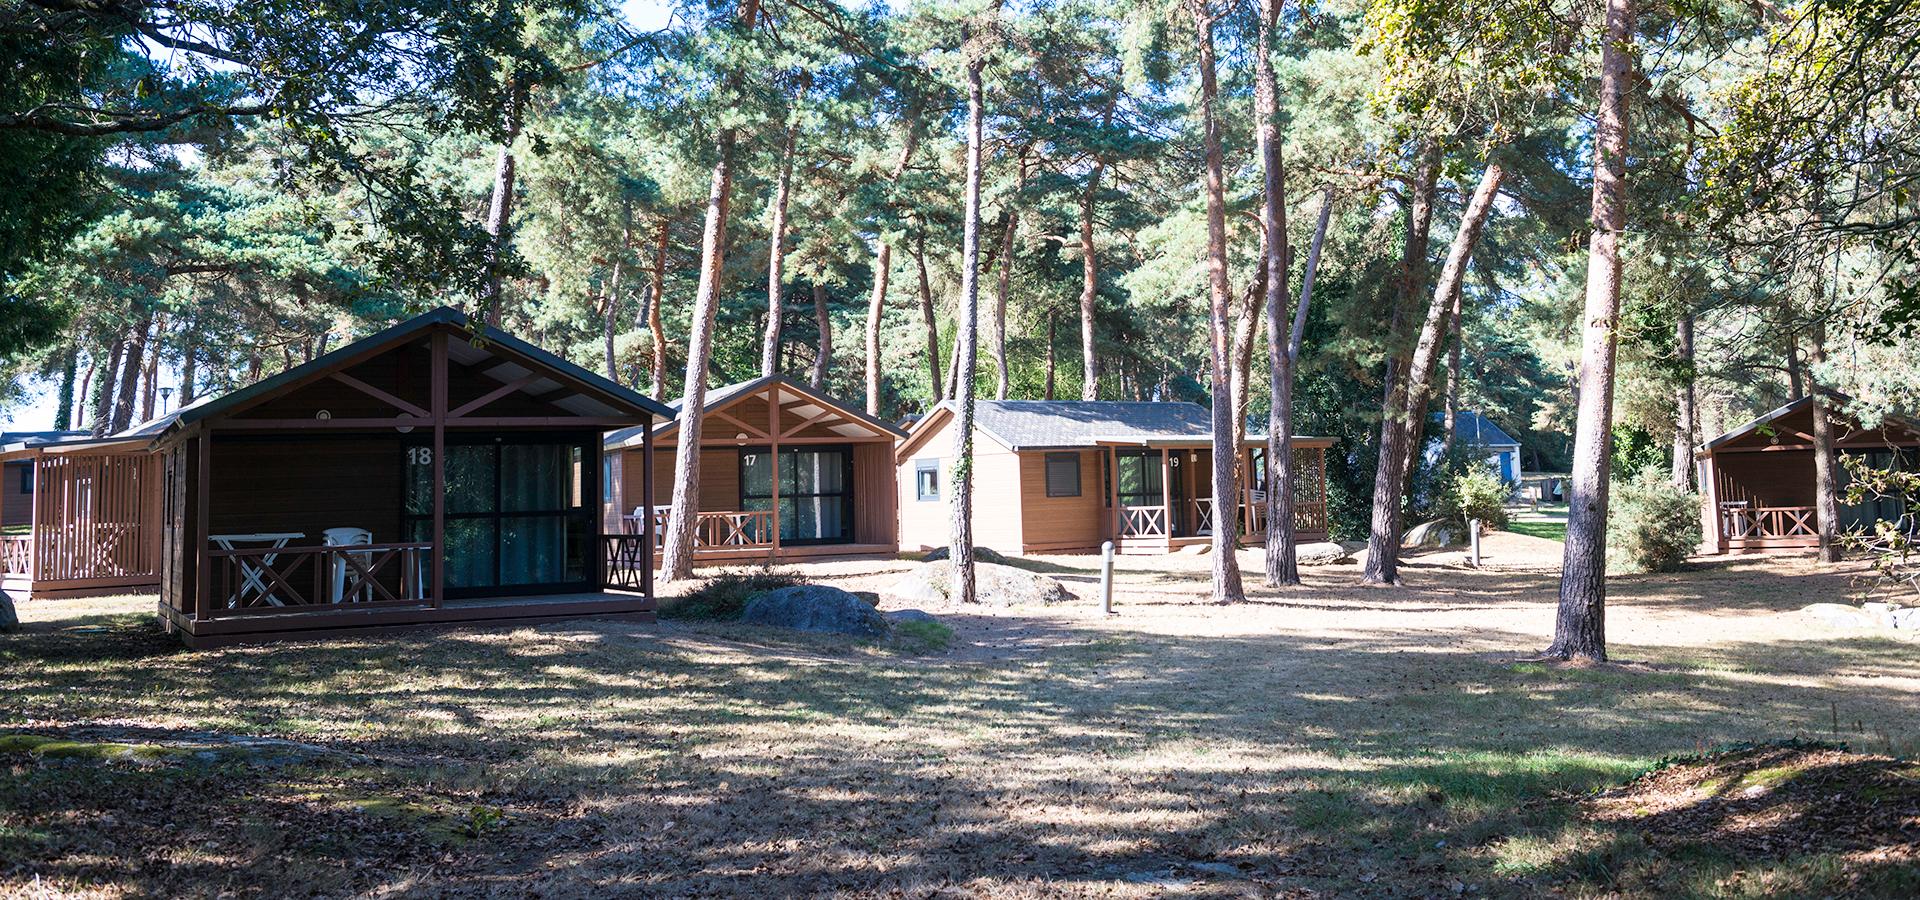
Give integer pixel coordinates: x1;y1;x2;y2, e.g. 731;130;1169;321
1101;540;1115;615
1469;518;1482;568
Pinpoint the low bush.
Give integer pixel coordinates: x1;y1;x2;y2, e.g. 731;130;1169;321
1607;470;1701;574
1438;467;1511;530
658;568;802;621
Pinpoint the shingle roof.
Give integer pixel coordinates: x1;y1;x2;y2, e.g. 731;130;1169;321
0;430;89;449
1437;410;1520;448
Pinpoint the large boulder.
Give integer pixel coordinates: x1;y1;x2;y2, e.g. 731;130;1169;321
1403;519;1465;549
740;585;890;637
0;591;17;633
921;545;1012;566
887;560;1077;607
1295;541;1353;566
1802;602;1890;630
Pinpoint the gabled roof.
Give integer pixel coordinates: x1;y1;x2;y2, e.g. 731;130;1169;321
605;374;906;447
901;400;1333;457
144;306;669;444
1699;392;1920;454
0;430;89;452
1436;410;1520;449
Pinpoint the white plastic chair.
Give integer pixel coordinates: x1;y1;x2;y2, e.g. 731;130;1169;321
324;527;373;603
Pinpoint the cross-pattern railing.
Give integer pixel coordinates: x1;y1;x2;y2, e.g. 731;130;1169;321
626;509;776;549
1721;505;1818;541
0;535;31;577
1240;499;1330;535
602;534;650;589
207;542;432;616
1120;505;1169;538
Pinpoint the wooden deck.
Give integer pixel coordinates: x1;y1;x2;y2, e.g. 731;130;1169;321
158;589;655;648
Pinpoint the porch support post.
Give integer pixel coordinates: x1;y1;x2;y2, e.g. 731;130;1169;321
769;384;782;555
1109;446;1120;541
1699;452;1722;554
194;431;210;619
642;427;657;597
1160;448;1173;541
431;331;447;608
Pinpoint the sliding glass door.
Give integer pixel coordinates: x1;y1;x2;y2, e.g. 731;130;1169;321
404;437;594;597
739;446;854;544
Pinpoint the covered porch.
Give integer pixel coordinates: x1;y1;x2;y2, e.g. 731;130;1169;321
605;376;903;564
1102;437;1334;554
1;438;161;601
152;308;669;647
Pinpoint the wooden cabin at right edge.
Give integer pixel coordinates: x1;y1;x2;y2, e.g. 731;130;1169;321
1696;395;1920;554
897;401;1334;555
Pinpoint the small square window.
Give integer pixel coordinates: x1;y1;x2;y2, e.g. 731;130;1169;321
1044;452;1081;497
915;459;940;502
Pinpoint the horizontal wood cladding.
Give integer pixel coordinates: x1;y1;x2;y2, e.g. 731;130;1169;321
208;435;405;545
852;442;897;547
897;414;1022;552
231;339;575;423
1017;449;1103;551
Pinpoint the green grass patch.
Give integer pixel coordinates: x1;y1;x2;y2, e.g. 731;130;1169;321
1507;519;1567;542
886;619;954;655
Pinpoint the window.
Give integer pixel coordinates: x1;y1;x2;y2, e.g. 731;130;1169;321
16;463;30;495
739;446;854;544
1113;450;1164;507
602;457;613;501
915;458;940;501
1044;452;1081;497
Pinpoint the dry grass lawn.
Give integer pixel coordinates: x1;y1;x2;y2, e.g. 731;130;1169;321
3;533;1917;897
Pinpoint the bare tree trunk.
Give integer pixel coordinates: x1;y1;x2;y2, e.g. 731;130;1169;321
1291;187;1333;365
1189;0;1246;604
913;232;943;402
482;84;527;327
54;344;77;430
140;331;159;424
1043;309;1057;400
178;336;197;405
649;220;669;400
761;116;800;377
1806;319;1841;563
660;0;759;583
1549;0;1636;662
1078;163;1105;400
1440;287;1463;458
1256;0;1297;587
603;258;624;381
1231;268;1263;447
1785;343;1804;399
811;283;832;389
866;129;921;416
1671;312;1695;489
950;48;986;606
1361;147;1441;585
112;313;153;432
993;203;1018;399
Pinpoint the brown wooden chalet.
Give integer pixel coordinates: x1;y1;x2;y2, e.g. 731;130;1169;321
145;307;672;647
2;430;161;601
897;401;1334;555
1696;394;1920;554
602;375;905;564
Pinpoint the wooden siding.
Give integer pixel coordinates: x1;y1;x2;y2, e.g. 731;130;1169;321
1017;449;1106;551
896;414;1023;552
208;435;406;544
852;442;896;546
1714;450;1816;509
611;441;897;554
25;451;162;592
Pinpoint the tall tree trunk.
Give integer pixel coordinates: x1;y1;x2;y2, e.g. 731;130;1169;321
866;128;921;416
1784;341;1804;399
649;220;670;400
913;232;943;402
75;353;97;431
140;325;159;423
993;203;1019;400
1078;163;1105;400
1440;287;1464;458
112;313;153;432
1256;0;1298;587
1291;188;1334;364
54;344;77;430
178;335;197;405
1231;268;1263;447
661;0;759;583
482;84;527;327
1671;312;1696;489
603;258;624;381
1188;0;1246;604
1401;164;1505;470
1549;0;1636;662
1043;309;1057;400
811;283;832;389
761;115;800;377
1360;147;1441;585
1806;319;1841;563
950;48;986;606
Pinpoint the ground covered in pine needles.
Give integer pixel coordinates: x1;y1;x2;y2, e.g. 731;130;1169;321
3;539;1917;897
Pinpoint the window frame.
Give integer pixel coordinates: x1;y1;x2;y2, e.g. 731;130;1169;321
1043;452;1082;498
915;458;940;502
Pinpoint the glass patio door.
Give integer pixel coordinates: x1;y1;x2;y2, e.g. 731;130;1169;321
404;438;593;596
739;446;853;544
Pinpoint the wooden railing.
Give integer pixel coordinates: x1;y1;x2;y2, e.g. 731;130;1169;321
625;509;776;549
1119;505;1170;538
1721;505;1818;541
207;542;431;616
602;534;650;589
1;535;31;577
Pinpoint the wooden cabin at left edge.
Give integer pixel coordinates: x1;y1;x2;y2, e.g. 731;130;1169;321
146;307;672;648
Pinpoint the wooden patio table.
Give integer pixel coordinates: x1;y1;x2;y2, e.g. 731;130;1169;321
209;532;305;608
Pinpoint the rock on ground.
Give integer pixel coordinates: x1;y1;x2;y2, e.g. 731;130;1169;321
1403;519;1465;549
1803;602;1897;630
1295;541;1353;566
888;609;940;624
740;585;890;637
921;545;1012;565
886;560;1078;607
0;591;16;633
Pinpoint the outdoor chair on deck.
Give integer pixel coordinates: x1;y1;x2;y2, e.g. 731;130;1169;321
324;527;374;603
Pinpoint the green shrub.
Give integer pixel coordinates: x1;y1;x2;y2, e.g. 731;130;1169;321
1607;470;1701;574
1438;467;1511;530
658;568;802;621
